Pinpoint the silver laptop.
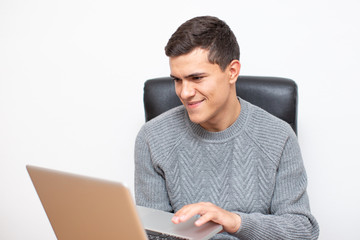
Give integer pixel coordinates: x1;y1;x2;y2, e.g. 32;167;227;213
26;165;222;240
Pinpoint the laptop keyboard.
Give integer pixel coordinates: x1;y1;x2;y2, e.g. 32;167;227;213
146;229;190;240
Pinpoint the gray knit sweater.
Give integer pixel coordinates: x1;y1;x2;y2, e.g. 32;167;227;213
135;98;319;239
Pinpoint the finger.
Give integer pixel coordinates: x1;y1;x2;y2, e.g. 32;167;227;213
172;203;208;223
171;215;181;224
172;206;191;224
172;210;196;224
194;211;216;226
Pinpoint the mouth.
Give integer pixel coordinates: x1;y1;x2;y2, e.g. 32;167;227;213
186;99;204;109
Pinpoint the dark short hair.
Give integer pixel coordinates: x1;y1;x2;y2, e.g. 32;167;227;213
165;16;240;71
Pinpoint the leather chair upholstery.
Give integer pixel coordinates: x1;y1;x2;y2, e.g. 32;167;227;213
143;76;298;134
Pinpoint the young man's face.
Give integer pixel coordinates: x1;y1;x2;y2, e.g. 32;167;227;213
169;48;239;131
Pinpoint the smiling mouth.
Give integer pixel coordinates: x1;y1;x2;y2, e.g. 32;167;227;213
186;99;204;109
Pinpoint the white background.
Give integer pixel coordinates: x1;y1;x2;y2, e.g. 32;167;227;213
1;0;359;239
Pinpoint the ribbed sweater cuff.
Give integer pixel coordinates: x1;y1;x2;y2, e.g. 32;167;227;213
233;212;260;239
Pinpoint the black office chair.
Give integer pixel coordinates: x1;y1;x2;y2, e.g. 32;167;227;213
143;76;298;134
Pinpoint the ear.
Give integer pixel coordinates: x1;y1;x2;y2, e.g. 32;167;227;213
228;60;241;84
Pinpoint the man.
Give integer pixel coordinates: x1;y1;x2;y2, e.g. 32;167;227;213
135;16;319;239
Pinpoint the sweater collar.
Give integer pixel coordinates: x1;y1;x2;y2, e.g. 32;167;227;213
185;97;249;142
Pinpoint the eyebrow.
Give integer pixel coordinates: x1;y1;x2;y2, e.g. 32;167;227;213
170;74;179;80
170;72;206;80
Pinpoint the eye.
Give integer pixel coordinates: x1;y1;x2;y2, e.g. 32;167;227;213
192;76;204;81
172;77;181;83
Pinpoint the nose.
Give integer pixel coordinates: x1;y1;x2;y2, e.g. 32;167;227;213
177;80;196;100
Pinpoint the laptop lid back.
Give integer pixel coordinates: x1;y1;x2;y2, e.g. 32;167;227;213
26;165;147;240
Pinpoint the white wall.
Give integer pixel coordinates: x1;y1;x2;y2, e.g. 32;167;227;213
1;0;359;239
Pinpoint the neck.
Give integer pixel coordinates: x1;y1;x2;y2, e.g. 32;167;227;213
200;96;241;132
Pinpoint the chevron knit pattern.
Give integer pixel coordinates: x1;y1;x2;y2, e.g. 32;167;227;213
135;98;319;240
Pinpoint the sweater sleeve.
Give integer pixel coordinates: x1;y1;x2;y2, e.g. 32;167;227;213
232;131;319;240
134;126;173;212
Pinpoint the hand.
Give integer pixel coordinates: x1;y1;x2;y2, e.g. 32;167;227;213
171;202;241;233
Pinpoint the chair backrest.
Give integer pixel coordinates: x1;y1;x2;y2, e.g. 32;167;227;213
143;76;298;134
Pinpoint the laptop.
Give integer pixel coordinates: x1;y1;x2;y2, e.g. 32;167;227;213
26;165;222;240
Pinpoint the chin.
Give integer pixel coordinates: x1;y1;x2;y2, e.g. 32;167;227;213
188;114;206;125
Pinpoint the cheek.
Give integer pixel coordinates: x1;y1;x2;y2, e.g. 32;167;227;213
201;82;220;98
175;85;186;103
206;82;230;102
